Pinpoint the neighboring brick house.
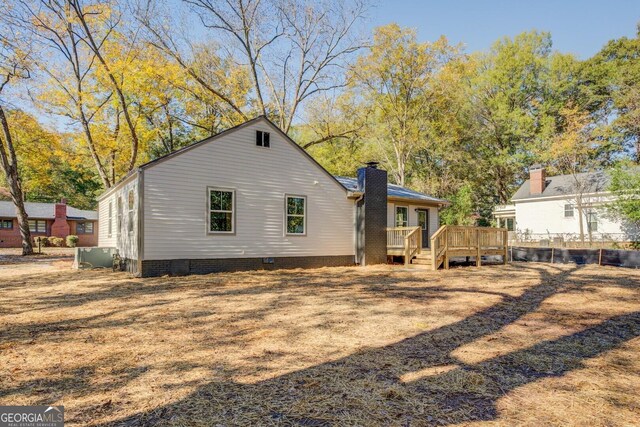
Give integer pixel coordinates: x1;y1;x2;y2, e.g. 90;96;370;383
0;199;98;248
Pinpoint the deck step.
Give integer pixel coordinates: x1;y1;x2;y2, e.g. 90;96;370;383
411;258;432;265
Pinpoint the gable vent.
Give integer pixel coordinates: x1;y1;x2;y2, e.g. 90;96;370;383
256;130;270;148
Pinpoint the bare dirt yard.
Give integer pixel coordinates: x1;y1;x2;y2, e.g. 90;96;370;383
0;258;639;426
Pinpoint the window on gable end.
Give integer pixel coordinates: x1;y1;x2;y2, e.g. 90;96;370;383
256;130;270;148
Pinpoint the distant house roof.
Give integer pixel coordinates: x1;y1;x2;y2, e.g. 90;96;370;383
334;176;449;205
511;170;610;201
0;201;97;220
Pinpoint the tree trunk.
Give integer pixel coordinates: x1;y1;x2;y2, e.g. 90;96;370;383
0;105;33;255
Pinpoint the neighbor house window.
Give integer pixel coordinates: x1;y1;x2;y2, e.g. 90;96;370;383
29;220;46;233
256;130;270;148
564;204;574;218
0;219;12;229
76;221;94;234
128;190;135;233
506;218;515;231
117;196;123;237
108;201;113;237
209;188;234;233
286;195;306;235
395;206;408;227
587;212;598;232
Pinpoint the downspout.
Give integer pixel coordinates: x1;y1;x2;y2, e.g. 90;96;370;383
136;169;144;277
353;193;364;265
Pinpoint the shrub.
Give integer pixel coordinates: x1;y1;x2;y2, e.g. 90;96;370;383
33;236;49;247
48;236;65;247
66;235;79;248
631;241;640;250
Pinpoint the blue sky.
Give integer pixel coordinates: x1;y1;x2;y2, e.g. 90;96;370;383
369;0;640;58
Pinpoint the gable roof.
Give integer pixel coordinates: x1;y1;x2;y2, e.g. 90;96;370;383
98;116;349;201
512;170;609;201
137;115;347;193
0;201;97;220
335;176;449;205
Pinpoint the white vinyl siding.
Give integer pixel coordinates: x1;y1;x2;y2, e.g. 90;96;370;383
142;120;354;260
97;175;138;259
514;196;631;237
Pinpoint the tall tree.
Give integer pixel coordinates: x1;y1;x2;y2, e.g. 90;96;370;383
587;28;640;162
350;24;458;186
139;0;366;140
0;16;34;255
545;104;601;242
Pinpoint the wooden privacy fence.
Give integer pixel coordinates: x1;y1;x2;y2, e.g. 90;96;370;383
431;225;508;270
386;226;421;265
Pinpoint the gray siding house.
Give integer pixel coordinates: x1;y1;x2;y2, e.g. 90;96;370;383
97;116;448;276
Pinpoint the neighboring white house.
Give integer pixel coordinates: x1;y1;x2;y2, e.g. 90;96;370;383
494;165;638;243
97;116;448;276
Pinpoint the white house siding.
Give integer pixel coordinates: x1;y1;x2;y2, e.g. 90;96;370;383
97;176;139;260
387;202;440;239
514;196;632;239
142;119;355;260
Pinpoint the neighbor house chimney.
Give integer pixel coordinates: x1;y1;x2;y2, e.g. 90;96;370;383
51;198;70;238
355;162;387;266
529;165;546;195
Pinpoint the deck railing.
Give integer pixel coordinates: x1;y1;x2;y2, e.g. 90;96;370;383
386;226;421;265
431;225;508;270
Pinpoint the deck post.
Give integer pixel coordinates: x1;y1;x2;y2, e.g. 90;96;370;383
503;229;508;264
476;228;481;267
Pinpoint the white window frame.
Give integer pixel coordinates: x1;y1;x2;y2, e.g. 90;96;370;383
564;204;574;218
108;201;113;237
285;194;306;236
395;205;409;228
128;190;135;234
587;211;598;232
208;187;235;234
116;196;123;238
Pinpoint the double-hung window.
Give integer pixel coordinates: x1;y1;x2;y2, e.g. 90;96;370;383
286;195;306;235
587;211;598;232
128;190;135;233
77;221;94;234
564;204;574;218
29;219;46;233
395;206;408;227
209;188;234;233
117;196;123;237
108;201;113;237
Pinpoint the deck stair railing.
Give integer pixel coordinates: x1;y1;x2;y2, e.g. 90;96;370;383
386;226;421;265
430;225;508;270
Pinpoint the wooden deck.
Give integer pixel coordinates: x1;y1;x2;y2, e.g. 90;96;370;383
387;225;508;269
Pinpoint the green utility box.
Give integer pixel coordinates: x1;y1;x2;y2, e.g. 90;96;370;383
73;247;117;269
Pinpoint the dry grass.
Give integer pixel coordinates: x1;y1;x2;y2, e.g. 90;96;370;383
0;261;639;426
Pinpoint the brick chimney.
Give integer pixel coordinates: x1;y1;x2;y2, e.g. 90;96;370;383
51;198;70;238
529;165;546;195
355;162;388;266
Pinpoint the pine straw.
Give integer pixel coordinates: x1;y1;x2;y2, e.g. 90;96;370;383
0;262;639;426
